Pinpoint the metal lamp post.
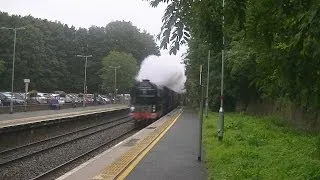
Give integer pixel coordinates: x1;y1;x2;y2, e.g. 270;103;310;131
198;65;204;161
218;0;225;141
109;66;120;103
205;50;210;118
0;27;25;114
76;54;92;107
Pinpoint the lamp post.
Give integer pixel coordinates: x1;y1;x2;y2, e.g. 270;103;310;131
109;66;120;103
76;54;92;107
0;27;25;114
218;0;225;141
205;50;210;118
198;65;204;161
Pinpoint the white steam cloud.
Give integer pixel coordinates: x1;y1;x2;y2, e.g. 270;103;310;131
136;55;186;93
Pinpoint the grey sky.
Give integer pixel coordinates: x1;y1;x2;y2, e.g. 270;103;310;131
0;0;187;58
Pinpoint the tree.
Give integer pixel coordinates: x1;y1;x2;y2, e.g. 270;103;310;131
0;12;160;93
104;21;160;66
100;51;138;94
148;0;320;113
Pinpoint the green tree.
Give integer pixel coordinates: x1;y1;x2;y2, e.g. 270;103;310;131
100;51;138;94
0;12;160;94
104;21;160;66
86;21;160;92
148;0;320;113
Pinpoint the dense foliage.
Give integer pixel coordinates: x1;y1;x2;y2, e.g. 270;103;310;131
147;0;320;112
0;12;160;93
100;51;138;94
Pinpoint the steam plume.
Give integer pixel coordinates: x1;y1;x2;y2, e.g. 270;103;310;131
136;55;186;93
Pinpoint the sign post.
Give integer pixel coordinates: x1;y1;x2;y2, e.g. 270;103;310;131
23;79;30;112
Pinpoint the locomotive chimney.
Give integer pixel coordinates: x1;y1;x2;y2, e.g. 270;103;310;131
142;79;150;82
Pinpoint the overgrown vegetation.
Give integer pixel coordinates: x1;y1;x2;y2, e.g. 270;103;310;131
147;0;320;116
203;112;320;179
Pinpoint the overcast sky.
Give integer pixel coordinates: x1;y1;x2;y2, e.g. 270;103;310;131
0;0;187;58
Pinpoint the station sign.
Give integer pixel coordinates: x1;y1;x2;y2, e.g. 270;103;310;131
24;79;30;83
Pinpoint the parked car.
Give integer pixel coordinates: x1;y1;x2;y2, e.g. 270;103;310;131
68;93;81;103
86;94;94;104
97;95;111;104
1;92;25;105
53;91;66;96
78;94;93;104
36;93;50;104
0;93;10;106
65;94;74;103
14;93;25;101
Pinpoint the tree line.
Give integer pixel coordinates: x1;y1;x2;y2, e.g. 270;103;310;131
0;12;160;94
148;0;319;113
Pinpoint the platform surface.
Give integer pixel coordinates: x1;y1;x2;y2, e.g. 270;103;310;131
0;104;128;128
126;108;207;180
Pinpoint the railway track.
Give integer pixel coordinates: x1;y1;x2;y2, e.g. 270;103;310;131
0;115;130;165
0;114;136;180
31;128;138;180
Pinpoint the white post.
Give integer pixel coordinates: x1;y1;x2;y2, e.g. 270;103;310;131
24;79;30;112
115;67;117;102
109;66;120;103
84;56;87;107
10;29;17;114
76;54;92;107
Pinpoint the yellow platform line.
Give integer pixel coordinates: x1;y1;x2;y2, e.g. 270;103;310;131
92;109;183;180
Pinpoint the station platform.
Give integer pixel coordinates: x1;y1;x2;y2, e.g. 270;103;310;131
58;108;207;180
0;104;128;129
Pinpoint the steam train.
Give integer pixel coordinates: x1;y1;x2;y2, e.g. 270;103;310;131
130;79;180;124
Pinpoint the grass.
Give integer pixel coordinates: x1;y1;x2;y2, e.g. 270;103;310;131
203;112;320;180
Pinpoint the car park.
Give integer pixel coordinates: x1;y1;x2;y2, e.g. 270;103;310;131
1;92;25;105
0;90;119;108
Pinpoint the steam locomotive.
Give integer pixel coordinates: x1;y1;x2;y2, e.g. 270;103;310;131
130;79;180;124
